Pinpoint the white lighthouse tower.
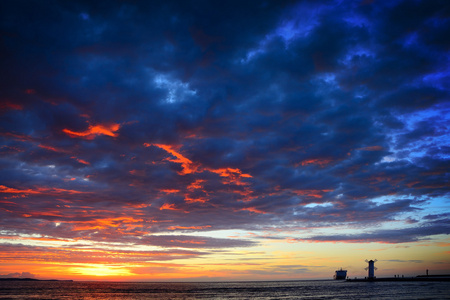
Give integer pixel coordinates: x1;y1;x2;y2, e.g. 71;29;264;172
365;259;377;279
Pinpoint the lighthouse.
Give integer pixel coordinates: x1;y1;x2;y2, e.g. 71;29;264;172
365;259;377;279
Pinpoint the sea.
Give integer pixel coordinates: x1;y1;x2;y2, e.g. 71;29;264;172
0;280;449;299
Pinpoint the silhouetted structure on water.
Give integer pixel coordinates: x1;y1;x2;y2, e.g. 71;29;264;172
334;268;347;280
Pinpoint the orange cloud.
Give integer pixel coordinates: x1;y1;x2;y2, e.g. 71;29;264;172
208;168;252;185
0;185;88;196
63;123;120;139
71;157;90;165
45;187;88;195
38;144;70;153
160;166;250;188
0;200;18;205
184;195;208;203
0;185;40;194
70;216;144;231
357;146;384;151
188;179;205;191
160;189;180;194
233;188;256;202
210;168;252;178
145;143;252;187
240;207;266;214
292;189;333;199
25;211;64;218
149;144;200;175
0;245;200;273
299;158;333;167
167;225;211;230
160;203;181;211
125;202;151;209
37;145;89;166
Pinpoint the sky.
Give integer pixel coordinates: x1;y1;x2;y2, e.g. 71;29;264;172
0;0;449;281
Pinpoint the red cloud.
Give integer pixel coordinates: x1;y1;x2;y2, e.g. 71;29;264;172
125;203;151;209
63;123;120;139
299;158;333;167
357;146;384;151
70;216;144;231
146;144;252;186
0;102;23;111
160;189;180;194
0;185;88;195
146;144;254;205
292;189;333;199
38;144;70;153
208;168;252;186
184;196;208;204
0;185;40;194
240;207;267;214
233;188;256;202
1;132;35;142
160;203;182;211
148;144;200;175
71;157;90;165
187;179;205;191
167;225;211;230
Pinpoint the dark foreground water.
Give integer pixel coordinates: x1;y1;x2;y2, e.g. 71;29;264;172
1;280;449;299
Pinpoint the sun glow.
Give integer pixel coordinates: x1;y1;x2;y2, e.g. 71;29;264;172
70;264;134;277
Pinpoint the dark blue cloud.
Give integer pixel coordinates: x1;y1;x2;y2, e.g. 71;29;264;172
295;217;450;244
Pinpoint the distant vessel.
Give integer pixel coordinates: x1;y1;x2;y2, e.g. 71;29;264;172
334;268;347;280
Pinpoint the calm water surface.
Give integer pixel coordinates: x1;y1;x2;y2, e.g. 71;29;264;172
0;280;449;299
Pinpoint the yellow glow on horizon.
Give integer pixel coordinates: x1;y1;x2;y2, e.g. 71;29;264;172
70;264;134;277
1;234;449;281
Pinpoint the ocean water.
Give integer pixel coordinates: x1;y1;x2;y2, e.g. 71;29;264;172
0;280;449;299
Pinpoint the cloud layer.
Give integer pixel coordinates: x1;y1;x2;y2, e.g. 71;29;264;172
0;0;449;277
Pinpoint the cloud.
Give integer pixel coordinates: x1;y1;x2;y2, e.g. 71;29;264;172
63;123;121;139
383;260;424;264
0;272;36;279
0;243;207;263
292;220;450;244
0;0;448;272
140;235;257;249
148;143;200;175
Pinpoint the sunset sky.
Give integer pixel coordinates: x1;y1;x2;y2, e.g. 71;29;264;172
0;0;449;281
